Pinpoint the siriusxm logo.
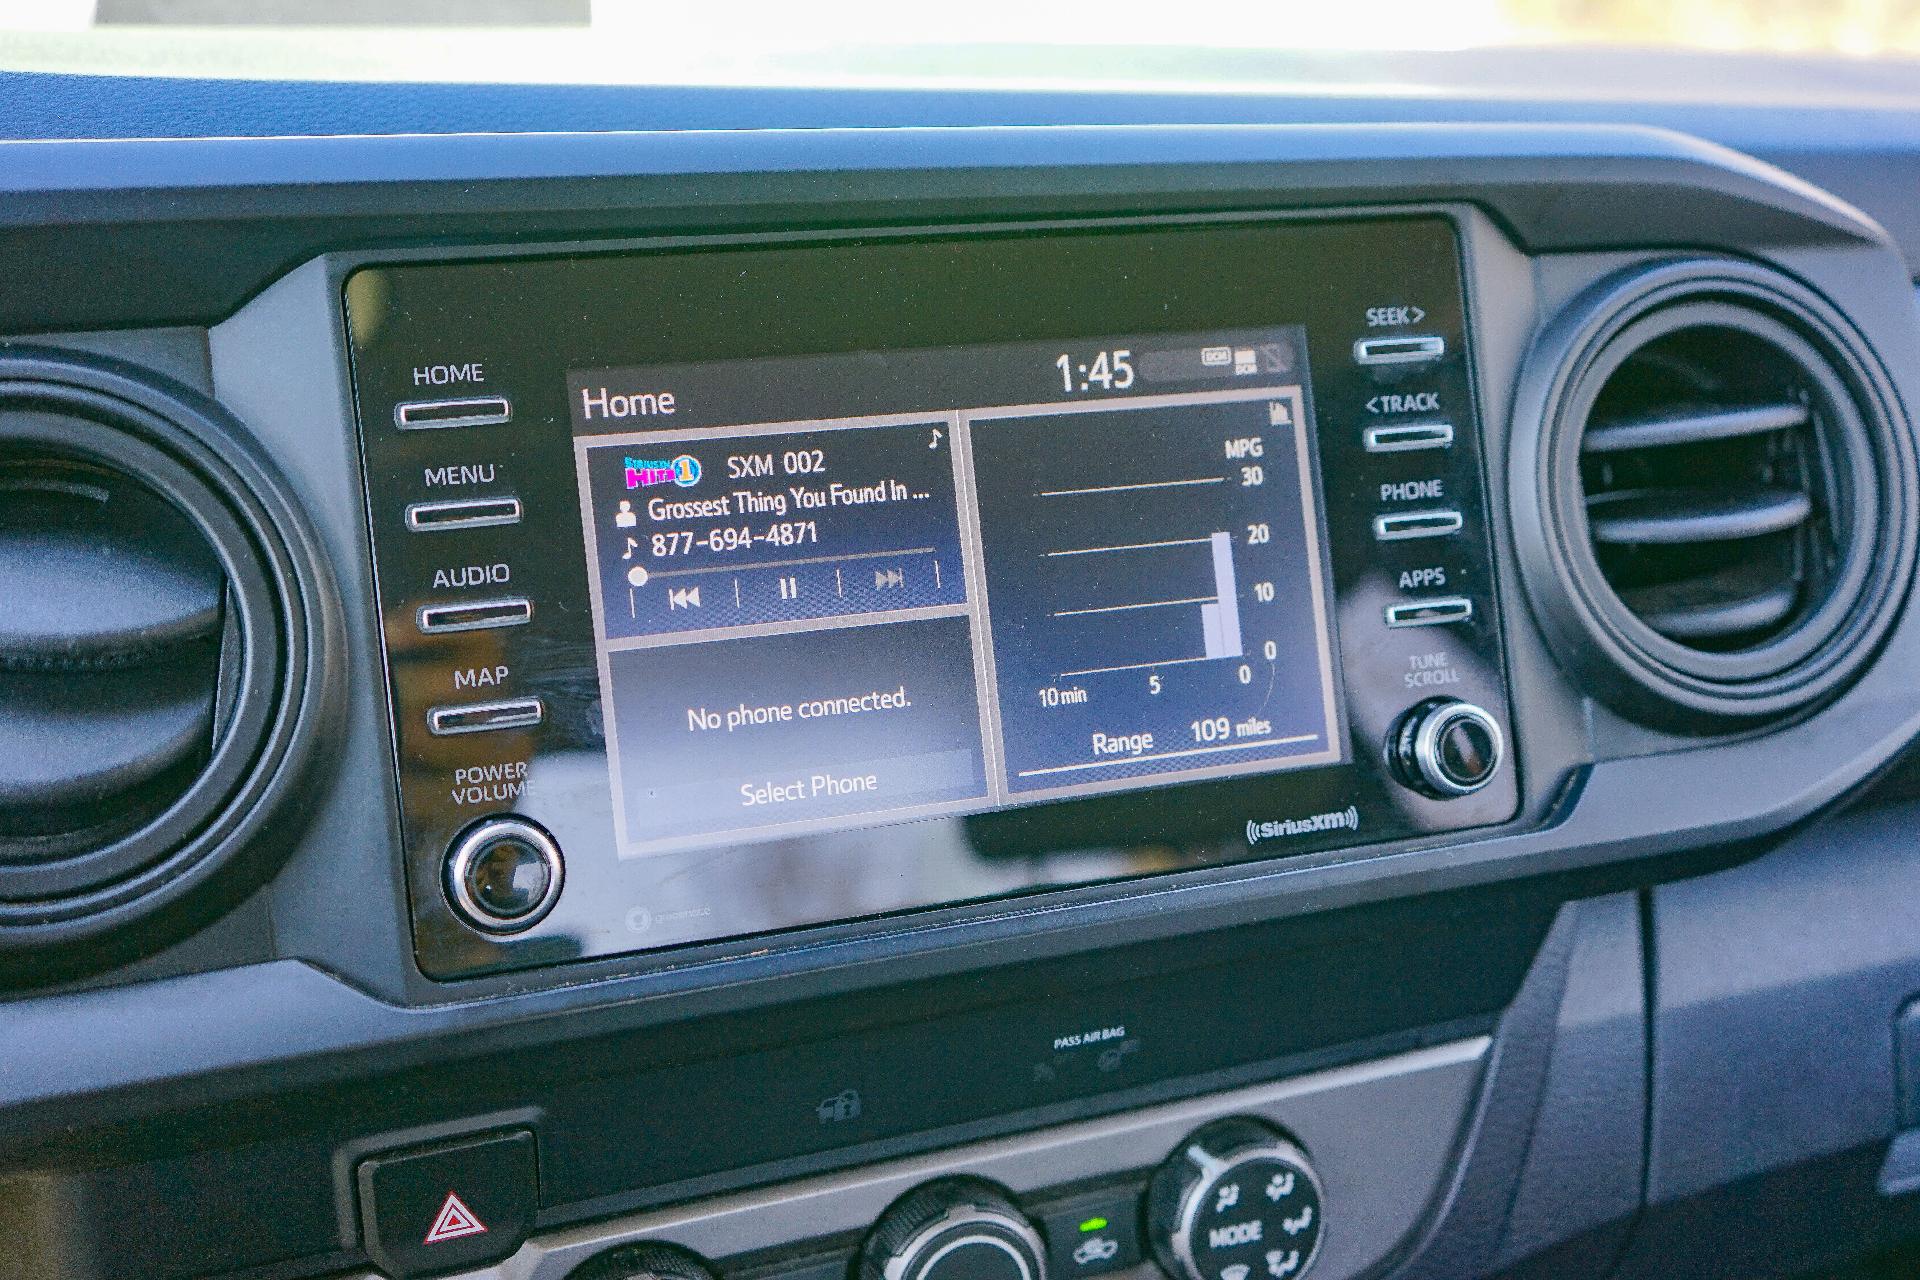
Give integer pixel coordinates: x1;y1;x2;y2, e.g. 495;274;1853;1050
1245;807;1359;844
625;454;701;489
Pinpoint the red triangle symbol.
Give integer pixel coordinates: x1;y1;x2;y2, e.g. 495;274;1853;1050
423;1190;488;1245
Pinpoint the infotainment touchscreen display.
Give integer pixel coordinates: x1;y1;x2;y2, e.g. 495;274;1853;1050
568;334;1340;857
343;214;1517;977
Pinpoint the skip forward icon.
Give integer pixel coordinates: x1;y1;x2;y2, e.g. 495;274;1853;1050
424;1190;487;1246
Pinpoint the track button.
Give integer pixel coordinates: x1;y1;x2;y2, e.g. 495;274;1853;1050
1363;422;1454;453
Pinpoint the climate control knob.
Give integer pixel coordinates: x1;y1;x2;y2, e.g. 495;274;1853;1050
860;1178;1047;1280
566;1241;720;1280
1147;1118;1325;1280
1389;698;1504;797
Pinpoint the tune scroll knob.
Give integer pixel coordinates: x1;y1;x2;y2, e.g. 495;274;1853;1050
1147;1119;1325;1280
565;1241;721;1280
1389;698;1505;798
860;1178;1048;1280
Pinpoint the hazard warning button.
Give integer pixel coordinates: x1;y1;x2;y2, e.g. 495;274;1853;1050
356;1129;536;1278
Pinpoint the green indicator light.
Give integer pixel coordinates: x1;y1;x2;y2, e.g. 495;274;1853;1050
1078;1218;1109;1234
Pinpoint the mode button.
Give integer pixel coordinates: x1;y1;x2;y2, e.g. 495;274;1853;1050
356;1129;536;1278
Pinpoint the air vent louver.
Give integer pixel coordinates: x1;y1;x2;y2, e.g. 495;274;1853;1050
0;462;230;850
1577;324;1838;652
0;353;332;976
1516;262;1915;726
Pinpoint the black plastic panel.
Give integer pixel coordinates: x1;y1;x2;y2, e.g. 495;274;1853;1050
0;889;1552;1280
1607;795;1920;1280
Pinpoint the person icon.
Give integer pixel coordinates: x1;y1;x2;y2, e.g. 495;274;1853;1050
614;499;637;529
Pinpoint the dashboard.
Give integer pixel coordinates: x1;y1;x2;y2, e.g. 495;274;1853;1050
7;64;1920;1280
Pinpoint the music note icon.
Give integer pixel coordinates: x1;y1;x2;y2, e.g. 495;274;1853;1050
621;536;638;561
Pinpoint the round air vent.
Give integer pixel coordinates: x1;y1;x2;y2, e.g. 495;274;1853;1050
0;350;335;973
1514;260;1916;726
1;460;230;850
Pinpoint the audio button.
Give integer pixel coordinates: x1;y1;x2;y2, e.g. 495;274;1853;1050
417;597;533;634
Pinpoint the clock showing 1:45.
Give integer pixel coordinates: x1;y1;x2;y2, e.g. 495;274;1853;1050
1054;348;1135;393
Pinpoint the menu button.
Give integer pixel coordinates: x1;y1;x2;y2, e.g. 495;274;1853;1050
406;496;523;532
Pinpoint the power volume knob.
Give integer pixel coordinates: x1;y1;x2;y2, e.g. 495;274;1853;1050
1147;1118;1325;1280
860;1178;1048;1280
1390;698;1505;798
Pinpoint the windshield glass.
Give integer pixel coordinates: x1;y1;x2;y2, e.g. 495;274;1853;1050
2;1;1917;88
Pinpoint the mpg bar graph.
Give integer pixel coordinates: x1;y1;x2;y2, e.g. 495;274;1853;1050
969;386;1342;793
1045;530;1243;679
1200;532;1244;662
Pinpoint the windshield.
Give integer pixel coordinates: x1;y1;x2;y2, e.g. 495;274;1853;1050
2;1;1917;89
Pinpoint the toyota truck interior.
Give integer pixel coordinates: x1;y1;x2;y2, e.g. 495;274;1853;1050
9;5;1920;1279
